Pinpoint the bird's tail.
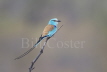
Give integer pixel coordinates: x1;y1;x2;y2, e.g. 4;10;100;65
14;35;48;60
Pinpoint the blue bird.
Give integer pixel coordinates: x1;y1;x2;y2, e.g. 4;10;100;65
15;18;61;60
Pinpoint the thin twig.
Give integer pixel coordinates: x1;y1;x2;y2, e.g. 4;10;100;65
29;25;63;72
29;38;49;72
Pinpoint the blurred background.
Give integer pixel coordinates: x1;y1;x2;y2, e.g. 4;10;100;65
0;0;107;72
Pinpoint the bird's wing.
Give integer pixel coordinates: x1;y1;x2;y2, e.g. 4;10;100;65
42;25;54;37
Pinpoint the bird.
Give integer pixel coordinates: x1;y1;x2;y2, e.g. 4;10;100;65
15;18;61;60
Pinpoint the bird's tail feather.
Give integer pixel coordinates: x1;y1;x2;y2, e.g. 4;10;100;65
14;35;48;60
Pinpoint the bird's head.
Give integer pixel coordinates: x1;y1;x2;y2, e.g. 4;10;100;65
48;18;61;26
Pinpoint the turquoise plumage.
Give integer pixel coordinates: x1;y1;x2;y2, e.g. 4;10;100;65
15;18;61;60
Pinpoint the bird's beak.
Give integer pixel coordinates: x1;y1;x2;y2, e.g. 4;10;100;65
57;20;61;22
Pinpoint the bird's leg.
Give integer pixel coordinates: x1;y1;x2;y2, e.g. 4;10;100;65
40;49;43;53
47;37;51;40
39;35;42;40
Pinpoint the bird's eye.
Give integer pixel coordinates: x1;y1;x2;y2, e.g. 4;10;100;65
52;20;56;22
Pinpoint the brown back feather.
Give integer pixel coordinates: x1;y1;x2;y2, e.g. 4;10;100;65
42;25;54;37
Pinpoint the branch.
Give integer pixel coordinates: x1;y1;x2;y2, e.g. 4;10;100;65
29;25;63;72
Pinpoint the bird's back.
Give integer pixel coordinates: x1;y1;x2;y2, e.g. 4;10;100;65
42;24;55;37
